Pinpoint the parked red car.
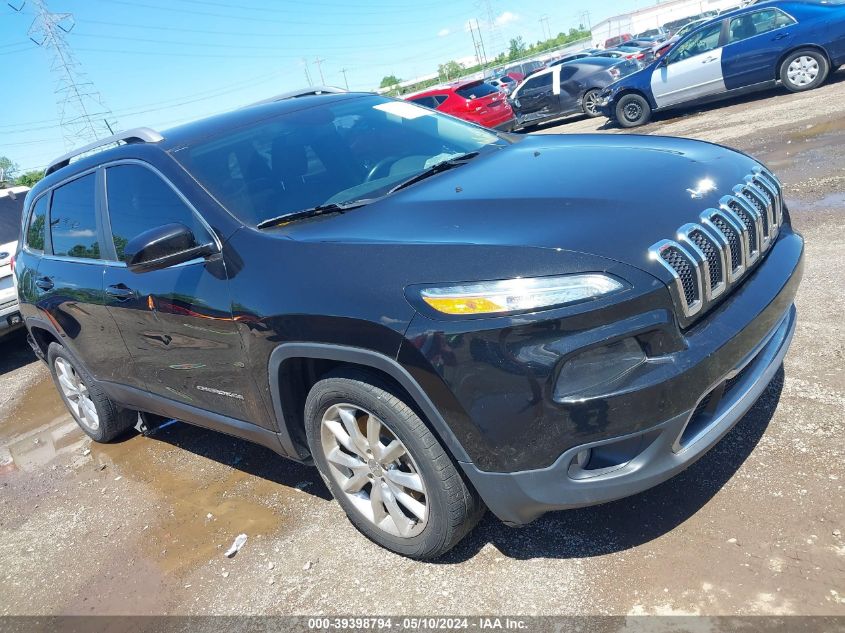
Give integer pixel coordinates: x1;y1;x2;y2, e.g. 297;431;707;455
405;80;516;131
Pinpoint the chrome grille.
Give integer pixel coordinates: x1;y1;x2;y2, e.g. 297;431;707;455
650;166;785;320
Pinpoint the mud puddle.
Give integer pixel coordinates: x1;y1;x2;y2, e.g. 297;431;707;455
1;375;310;579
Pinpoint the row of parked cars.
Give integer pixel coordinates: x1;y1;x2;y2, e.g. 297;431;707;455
405;0;845;130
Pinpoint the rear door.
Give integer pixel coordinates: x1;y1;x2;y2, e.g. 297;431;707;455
651;20;727;108
100;162;258;423
722;8;797;89
34;172;126;380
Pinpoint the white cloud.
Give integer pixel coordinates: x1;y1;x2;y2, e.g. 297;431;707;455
495;11;519;27
437;28;451;37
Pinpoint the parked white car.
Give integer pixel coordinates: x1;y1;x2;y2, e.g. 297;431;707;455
0;186;29;337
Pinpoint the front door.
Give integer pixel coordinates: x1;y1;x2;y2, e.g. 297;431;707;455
514;69;557;123
100;162;261;423
651;20;727;108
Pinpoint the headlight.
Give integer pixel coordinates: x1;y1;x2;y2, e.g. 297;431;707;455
419;274;625;316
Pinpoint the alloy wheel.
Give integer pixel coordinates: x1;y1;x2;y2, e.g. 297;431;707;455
787;56;819;87
583;91;600;116
320;403;428;538
54;357;100;432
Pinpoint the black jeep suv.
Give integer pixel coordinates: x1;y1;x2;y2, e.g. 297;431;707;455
15;92;803;559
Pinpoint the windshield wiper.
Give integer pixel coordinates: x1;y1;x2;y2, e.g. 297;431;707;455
257;199;371;230
388;152;480;194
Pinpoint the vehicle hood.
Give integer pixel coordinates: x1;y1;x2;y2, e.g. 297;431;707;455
280;134;763;282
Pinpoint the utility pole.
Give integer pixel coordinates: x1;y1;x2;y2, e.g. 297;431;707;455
301;58;313;86
314;57;326;85
339;68;350;91
579;10;593;32
11;0;116;149
476;20;488;68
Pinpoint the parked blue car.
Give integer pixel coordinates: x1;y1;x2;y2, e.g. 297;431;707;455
598;0;845;127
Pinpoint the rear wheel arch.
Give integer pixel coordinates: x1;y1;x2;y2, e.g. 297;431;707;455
28;322;62;358
268;344;472;465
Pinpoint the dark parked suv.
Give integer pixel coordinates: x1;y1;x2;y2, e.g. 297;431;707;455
15;91;803;559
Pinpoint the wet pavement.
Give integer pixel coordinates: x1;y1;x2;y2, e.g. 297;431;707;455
1;75;844;616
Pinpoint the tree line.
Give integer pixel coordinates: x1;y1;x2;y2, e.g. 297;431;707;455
379;27;591;96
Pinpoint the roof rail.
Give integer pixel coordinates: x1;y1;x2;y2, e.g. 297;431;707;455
248;86;348;107
45;127;165;177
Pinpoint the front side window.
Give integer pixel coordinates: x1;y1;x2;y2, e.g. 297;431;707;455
25;194;49;253
50;173;100;260
106;164;212;263
176;95;504;227
728;9;796;43
670;22;723;62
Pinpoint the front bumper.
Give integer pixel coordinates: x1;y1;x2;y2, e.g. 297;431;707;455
462;304;796;524
0;298;23;336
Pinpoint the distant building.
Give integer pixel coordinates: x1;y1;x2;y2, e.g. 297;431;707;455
590;0;740;47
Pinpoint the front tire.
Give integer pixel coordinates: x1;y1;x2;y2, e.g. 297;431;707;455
615;93;652;128
780;49;829;93
303;369;484;559
47;343;135;442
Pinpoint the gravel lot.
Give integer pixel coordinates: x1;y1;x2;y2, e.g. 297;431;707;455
1;74;843;617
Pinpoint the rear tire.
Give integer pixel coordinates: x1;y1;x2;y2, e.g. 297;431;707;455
615;93;652;128
303;369;484;560
779;49;829;93
582;89;603;117
47;343;135;443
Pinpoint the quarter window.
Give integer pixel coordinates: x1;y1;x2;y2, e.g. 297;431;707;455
50;173;100;260
25;194;49;253
728;9;796;43
670;22;723;62
105;164;211;263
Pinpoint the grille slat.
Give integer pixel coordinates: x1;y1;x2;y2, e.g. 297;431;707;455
651;167;785;323
660;245;699;308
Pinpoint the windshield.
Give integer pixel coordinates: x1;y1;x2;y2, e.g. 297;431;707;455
176;95;504;226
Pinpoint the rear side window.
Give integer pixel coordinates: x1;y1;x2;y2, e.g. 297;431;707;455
521;73;554;92
728;9;796;43
455;82;499;99
50;174;100;260
409;96;439;109
25;195;49;253
105;164;211;263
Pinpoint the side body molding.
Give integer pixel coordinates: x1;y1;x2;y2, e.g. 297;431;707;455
268;343;473;464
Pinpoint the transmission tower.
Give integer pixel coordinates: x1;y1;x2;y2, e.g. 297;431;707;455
477;0;502;60
12;0;117;149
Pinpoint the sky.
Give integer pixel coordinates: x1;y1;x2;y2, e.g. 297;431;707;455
0;0;648;173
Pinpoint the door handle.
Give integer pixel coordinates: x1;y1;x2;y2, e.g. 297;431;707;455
701;56;718;63
106;284;136;300
773;32;789;41
35;277;54;291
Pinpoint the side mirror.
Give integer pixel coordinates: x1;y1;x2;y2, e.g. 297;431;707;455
124;223;218;273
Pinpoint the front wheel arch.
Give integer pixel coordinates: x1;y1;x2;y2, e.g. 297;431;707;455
268;343;473;465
